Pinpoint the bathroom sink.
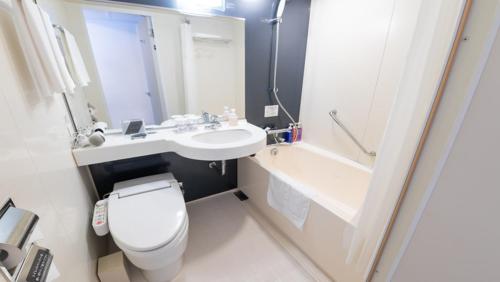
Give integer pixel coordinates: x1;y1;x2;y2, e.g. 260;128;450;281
72;120;267;165
176;122;267;160
191;129;253;144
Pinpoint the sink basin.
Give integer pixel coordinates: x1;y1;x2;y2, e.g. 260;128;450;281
178;123;267;160
191;129;253;144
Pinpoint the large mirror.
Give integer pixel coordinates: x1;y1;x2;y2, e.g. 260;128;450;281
62;1;245;129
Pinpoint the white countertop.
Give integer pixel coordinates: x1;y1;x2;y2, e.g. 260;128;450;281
72;120;266;166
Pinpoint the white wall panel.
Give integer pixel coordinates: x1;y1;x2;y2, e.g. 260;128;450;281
300;0;422;167
0;2;105;280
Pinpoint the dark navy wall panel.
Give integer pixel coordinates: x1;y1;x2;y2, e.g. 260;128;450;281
89;154;237;202
91;0;310;201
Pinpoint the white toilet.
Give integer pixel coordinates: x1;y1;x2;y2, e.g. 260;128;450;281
107;173;188;282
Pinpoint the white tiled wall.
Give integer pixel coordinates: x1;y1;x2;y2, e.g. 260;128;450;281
300;0;423;167
0;4;104;282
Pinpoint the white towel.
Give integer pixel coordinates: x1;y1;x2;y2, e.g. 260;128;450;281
11;0;63;96
39;8;76;93
267;172;311;230
61;28;90;87
180;23;199;113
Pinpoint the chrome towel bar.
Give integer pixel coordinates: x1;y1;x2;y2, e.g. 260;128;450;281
329;110;376;157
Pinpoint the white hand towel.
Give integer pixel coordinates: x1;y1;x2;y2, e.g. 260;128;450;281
39;8;76;93
11;0;56;96
267;172;311;230
180;23;199;113
20;0;65;94
61;28;90;87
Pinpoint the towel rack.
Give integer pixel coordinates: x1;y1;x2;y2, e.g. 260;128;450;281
329;110;376;157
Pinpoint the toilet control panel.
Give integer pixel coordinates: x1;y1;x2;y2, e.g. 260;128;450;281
92;199;109;236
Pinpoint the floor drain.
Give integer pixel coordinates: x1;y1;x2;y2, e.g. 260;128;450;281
233;190;249;201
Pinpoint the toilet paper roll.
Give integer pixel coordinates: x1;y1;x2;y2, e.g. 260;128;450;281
0;243;26;270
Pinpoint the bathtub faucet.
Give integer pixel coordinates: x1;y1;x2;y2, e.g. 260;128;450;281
264;127;289;145
264;127;290;135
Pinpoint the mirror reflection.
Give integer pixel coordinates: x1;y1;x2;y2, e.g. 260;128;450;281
65;3;245;129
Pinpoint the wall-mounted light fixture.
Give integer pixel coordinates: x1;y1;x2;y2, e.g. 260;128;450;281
176;0;226;12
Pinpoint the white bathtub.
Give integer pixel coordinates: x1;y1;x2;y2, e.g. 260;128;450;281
238;143;372;282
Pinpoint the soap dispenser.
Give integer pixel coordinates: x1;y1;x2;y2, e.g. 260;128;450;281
228;108;238;126
223;106;230;121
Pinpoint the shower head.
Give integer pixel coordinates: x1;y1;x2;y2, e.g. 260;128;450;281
275;0;287;19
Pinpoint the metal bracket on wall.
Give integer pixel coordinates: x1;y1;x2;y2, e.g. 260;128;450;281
0;198;14;217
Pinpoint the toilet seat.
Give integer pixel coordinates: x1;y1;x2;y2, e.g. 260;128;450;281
108;179;187;252
114;214;189;272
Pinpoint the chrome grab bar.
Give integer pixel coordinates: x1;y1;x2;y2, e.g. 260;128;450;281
329;110;376;157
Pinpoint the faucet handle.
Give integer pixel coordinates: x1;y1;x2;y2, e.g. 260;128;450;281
201;111;210;122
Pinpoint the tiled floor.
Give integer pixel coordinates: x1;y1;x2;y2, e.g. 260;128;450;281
130;192;316;282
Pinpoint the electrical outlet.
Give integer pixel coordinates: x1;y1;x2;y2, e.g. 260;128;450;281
264;105;279;117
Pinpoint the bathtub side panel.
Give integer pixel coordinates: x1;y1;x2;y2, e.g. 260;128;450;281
238;157;363;282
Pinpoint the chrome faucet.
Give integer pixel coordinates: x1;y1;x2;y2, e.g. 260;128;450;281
264;127;289;145
201;111;221;129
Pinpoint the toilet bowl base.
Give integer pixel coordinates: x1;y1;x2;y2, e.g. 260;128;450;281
142;256;183;282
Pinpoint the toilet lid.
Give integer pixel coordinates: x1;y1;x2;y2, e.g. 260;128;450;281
108;183;187;252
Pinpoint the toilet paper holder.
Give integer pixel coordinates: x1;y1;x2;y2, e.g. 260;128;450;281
0;198;53;282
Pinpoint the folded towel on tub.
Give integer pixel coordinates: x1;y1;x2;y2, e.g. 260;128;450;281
267;171;311;230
